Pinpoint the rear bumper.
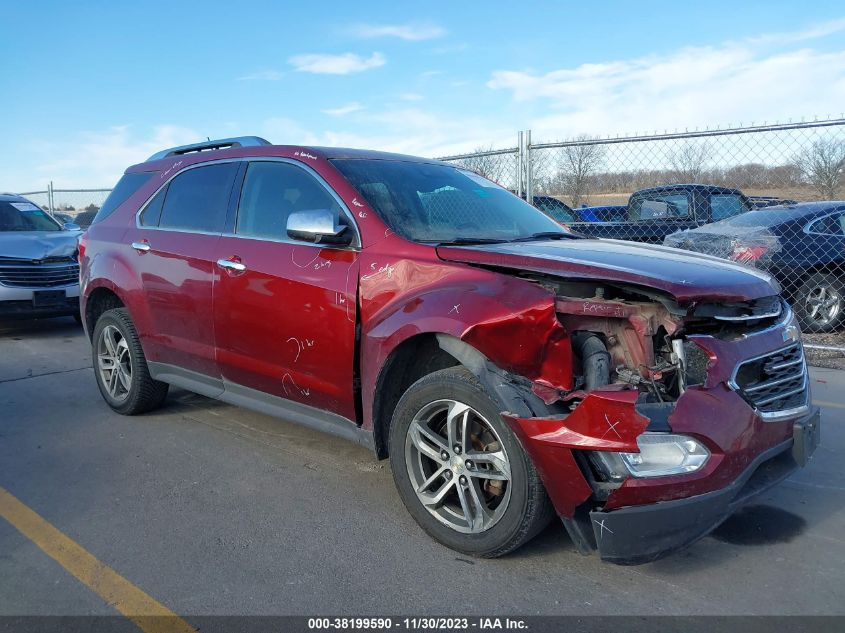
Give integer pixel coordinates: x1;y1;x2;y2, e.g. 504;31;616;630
588;433;804;564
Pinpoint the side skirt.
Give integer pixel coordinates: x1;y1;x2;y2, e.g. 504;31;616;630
147;362;375;451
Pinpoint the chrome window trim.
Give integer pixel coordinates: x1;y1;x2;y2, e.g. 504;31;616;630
803;210;845;236
133;157;361;250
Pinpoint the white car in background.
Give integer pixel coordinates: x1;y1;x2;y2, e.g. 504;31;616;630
0;193;82;322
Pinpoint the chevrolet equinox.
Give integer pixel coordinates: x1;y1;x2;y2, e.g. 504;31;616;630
80;137;820;563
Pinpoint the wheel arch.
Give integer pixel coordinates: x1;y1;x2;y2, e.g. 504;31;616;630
83;285;126;340
371;333;552;459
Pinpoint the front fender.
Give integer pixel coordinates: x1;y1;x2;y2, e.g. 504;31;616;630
359;253;574;429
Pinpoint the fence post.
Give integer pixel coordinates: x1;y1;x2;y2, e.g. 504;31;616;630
48;181;54;213
525;130;533;205
516;131;524;198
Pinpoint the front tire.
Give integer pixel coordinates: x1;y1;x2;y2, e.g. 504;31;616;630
389;367;553;557
92;308;169;415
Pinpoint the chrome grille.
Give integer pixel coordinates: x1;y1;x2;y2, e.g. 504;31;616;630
732;343;808;416
0;257;79;288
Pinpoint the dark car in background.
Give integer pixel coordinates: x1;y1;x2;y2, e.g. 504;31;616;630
0;193;82;320
571;184;754;242
665;202;845;331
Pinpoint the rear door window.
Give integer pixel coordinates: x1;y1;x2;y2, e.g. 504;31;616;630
157;163;239;233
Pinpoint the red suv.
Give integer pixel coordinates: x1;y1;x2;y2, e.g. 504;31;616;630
80;137;820;563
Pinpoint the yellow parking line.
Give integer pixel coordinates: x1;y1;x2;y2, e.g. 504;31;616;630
0;486;195;633
812;400;845;410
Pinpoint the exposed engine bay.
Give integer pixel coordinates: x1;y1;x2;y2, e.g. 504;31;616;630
533;277;785;404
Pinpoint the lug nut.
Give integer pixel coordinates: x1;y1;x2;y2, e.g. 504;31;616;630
444;471;453;480
454;445;462;455
465;460;473;469
440;450;449;461
459;475;468;485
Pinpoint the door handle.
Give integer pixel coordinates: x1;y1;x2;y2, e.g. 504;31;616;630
130;241;151;253
217;258;247;273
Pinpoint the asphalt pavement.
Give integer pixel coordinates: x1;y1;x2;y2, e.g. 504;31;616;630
1;317;843;618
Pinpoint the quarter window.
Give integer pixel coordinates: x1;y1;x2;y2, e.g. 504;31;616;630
139;188;167;227
236;161;343;240
157;163;239;233
807;214;845;236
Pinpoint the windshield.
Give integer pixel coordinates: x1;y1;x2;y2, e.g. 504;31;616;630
331;159;568;243
0;201;62;231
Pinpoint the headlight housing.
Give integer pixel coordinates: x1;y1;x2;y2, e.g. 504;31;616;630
590;433;710;480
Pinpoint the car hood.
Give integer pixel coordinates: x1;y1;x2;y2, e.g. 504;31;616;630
436;238;777;303
0;231;80;261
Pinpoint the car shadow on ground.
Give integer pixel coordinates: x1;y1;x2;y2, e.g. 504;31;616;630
0;315;83;338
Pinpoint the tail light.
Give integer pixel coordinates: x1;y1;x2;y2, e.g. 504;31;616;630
77;233;87;262
730;244;768;263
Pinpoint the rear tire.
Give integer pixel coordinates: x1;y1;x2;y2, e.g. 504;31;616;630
389;367;553;558
91;308;169;415
794;273;845;333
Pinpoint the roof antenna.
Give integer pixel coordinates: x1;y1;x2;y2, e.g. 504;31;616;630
207;136;211;141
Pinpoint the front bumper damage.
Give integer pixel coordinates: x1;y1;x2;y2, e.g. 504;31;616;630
501;319;819;564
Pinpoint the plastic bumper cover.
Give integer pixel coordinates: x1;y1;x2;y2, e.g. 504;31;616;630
589;407;818;564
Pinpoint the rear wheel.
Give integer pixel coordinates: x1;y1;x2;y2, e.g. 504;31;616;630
795;273;845;333
389;367;553;557
92;308;168;415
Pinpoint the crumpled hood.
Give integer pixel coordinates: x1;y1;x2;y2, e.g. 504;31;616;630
436;238;778;303
0;231;80;261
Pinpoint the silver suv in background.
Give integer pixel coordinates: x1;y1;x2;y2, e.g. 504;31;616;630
0;194;82;321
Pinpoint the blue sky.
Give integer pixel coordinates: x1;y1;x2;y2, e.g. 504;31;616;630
2;0;845;190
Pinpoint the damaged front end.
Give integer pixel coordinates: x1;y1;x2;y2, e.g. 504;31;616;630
499;278;818;564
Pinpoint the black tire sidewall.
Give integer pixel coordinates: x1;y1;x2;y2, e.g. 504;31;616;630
388;368;534;556
795;273;845;333
91;309;145;414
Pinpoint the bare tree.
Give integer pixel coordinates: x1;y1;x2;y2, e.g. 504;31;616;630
555;136;605;207
794;139;845;199
458;146;507;184
669;141;712;182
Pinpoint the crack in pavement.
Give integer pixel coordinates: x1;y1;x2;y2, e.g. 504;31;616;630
0;366;92;384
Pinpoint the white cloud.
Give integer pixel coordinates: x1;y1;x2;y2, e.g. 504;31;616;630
349;22;445;41
487;26;845;138
322;102;365;116
399;92;423;101
6;125;200;191
237;70;285;81
288;52;385;75
747;17;845;45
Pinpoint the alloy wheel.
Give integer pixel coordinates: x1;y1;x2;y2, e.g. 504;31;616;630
404;399;512;534
97;324;132;401
805;284;842;326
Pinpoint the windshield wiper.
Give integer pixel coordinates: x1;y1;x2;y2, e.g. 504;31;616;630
432;237;511;246
509;231;578;242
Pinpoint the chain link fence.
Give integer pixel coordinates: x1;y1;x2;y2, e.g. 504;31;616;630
17;186;112;227
440;118;845;359
13;119;845;356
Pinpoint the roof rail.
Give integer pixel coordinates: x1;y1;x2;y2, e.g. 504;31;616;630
146;136;271;161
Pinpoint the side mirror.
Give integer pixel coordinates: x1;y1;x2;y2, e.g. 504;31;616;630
287;209;352;245
63;222;81;231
